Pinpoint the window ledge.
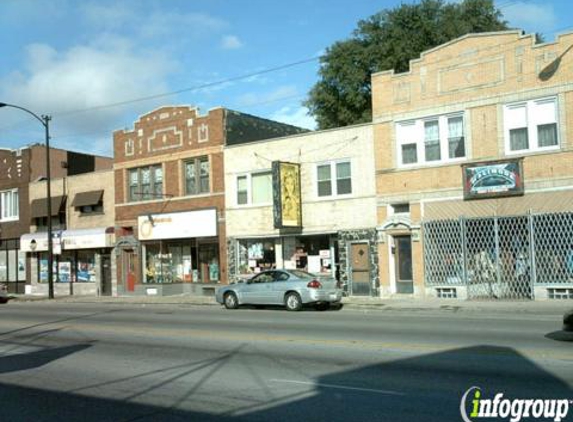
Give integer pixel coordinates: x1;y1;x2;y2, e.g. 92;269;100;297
0;217;19;223
504;146;561;157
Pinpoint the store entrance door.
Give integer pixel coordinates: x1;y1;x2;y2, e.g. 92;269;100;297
101;254;112;296
122;250;137;292
394;236;413;294
350;242;371;296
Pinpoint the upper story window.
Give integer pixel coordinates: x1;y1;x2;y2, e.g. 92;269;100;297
0;189;18;221
72;190;104;215
185;156;210;195
236;171;272;206
128;165;163;202
504;97;558;154
396;113;465;167
316;160;352;197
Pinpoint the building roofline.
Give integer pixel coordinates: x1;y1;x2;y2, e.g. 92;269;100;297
371;29;573;79
224;121;372;150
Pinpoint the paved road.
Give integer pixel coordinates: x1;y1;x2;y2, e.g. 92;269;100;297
0;302;571;422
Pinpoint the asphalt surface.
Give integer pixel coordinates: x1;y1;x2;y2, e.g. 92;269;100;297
0;301;571;422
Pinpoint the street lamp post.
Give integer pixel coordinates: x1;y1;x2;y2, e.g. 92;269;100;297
0;102;54;299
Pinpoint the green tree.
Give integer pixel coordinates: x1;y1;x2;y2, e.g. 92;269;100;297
305;0;508;129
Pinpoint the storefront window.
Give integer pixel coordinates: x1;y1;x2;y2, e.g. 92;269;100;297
283;235;333;276
238;239;276;275
77;251;96;282
0;251;6;282
199;243;219;283
37;251;98;283
143;241;214;283
0;241;25;283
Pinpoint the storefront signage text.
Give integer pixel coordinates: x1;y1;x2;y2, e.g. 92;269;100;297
462;159;524;200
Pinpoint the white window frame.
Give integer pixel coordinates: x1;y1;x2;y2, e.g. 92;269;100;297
315;159;353;199
396;112;466;168
235;170;273;207
503;96;559;155
0;189;19;222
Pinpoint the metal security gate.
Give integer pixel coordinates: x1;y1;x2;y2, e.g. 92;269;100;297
423;212;573;300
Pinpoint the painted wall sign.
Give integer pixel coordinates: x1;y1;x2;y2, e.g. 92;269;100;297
462;159;524;200
272;161;302;229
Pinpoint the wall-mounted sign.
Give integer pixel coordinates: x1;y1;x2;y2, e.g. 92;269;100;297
137;209;217;241
272;161;302;229
462;159;524;200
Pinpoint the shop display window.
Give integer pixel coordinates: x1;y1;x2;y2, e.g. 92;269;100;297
143;240;219;284
283;235;334;276
38;252;77;283
238;239;276;274
77;251;96;283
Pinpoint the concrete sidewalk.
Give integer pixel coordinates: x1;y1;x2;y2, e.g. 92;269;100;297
7;293;572;316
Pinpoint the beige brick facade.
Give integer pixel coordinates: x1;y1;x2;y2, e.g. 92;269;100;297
372;31;573;298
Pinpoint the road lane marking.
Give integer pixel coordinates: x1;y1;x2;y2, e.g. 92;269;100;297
269;379;405;396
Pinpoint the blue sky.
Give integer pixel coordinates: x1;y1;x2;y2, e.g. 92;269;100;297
0;0;570;157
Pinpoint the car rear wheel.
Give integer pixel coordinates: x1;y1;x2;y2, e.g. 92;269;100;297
224;292;239;309
285;292;302;311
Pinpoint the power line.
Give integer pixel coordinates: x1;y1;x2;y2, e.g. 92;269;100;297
50;93;308;140
51;57;319;118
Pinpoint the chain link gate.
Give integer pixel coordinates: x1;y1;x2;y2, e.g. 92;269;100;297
423;212;573;300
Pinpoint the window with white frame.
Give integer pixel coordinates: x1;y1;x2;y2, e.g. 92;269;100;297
504;97;558;154
236;171;272;206
316;160;352;197
184;156;210;195
396;113;465;166
0;189;19;221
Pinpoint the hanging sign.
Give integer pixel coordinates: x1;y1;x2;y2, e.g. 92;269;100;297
272;161;302;229
462;159;524;200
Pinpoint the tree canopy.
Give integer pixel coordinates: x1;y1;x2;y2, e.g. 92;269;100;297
305;0;509;129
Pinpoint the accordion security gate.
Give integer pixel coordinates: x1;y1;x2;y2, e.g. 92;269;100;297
423;212;573;299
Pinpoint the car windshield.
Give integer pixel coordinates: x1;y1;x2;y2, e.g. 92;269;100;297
286;270;316;279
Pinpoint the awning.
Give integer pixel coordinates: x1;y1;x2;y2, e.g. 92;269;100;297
71;190;103;207
20;232;49;252
62;227;115;250
30;195;66;219
20;227;115;252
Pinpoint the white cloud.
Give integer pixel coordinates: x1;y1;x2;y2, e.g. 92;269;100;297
81;3;228;42
0;39;177;154
502;2;557;33
270;106;316;130
221;35;244;50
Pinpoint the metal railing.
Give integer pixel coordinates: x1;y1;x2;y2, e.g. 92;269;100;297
423;212;573;299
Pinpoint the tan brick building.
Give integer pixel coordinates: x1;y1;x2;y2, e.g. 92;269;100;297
0;144;111;294
113;106;305;296
372;30;573;300
24;168;115;296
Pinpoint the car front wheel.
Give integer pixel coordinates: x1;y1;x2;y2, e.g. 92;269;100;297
224;292;239;309
285;292;302;311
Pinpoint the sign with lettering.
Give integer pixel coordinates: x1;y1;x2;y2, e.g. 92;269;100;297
462;159;524;200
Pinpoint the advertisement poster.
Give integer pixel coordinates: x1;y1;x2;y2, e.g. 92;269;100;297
272;161;302;229
463;159;524;200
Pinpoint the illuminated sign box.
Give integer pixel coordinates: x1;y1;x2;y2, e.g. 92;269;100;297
462;159;524;200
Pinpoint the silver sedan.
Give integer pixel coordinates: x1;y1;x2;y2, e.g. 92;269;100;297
215;269;342;311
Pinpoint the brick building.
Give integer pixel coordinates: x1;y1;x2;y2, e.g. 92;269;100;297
224;124;378;296
113;106;305;296
0;144;111;293
372;30;573;300
23;169;115;296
